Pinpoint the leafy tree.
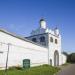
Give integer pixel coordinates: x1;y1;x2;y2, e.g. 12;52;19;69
67;53;75;63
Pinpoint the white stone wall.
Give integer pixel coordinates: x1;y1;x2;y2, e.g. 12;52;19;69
0;29;67;69
0;31;48;68
61;54;67;65
48;33;62;66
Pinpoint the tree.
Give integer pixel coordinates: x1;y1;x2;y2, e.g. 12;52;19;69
67;53;75;63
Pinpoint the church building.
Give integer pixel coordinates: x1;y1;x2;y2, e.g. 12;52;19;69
0;19;66;69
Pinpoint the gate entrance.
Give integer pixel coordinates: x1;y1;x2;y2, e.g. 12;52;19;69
54;51;59;66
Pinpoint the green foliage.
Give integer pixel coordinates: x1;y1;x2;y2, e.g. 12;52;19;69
67;53;75;63
0;64;60;75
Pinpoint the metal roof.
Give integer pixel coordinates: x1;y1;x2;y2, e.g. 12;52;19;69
0;28;47;48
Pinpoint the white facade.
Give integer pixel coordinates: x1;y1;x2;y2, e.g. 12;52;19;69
61;54;67;65
0;19;66;69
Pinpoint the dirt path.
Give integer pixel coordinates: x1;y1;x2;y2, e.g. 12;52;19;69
55;64;75;75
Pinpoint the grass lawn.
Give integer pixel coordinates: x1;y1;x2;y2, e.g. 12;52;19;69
0;65;60;75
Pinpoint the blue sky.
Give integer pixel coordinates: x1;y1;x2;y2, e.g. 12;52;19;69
0;0;75;53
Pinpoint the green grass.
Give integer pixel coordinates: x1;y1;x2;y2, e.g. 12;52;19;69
0;64;60;75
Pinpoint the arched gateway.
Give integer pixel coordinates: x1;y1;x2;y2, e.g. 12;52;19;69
54;50;59;66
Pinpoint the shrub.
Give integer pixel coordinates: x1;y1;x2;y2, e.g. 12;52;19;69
9;66;23;70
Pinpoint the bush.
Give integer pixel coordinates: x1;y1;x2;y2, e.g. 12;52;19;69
9;66;23;70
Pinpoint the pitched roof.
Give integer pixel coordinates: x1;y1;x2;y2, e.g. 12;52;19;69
0;28;47;48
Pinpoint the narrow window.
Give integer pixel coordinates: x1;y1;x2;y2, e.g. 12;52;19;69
50;37;53;42
55;39;58;44
50;59;52;66
40;36;45;42
32;38;37;42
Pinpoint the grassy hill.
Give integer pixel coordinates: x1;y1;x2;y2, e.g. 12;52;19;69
0;65;60;75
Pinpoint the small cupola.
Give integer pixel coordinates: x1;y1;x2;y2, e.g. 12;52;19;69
40;19;47;29
54;27;59;35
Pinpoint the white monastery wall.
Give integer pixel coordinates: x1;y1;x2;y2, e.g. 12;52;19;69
48;34;62;66
0;19;67;69
0;31;48;68
61;54;67;65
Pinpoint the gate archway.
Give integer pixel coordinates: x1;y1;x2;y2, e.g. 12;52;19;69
54;50;59;66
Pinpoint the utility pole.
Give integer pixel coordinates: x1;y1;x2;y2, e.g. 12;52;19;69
5;43;11;75
47;33;50;65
